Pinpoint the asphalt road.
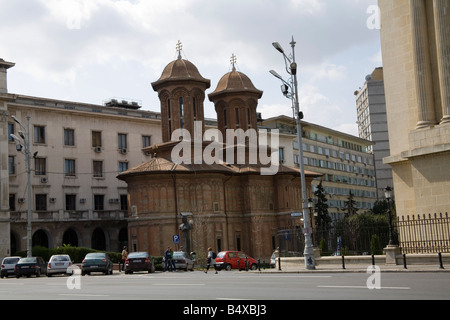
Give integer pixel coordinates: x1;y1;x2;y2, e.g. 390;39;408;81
0;270;449;301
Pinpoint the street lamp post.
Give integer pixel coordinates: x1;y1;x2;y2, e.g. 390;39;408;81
10;115;32;257
270;37;315;270
384;186;395;246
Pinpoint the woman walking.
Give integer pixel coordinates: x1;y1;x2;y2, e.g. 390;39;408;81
204;247;218;274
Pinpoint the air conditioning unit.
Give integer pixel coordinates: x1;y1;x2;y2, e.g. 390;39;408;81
18;198;25;204
40;177;48;183
79;198;86;204
94;146;102;153
119;148;128;154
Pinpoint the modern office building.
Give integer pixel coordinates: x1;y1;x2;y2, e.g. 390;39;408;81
355;67;393;199
260;116;377;223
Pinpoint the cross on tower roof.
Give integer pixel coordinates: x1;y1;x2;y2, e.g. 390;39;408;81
231;53;237;71
176;40;183;59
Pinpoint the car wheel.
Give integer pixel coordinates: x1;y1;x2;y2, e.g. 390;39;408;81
225;264;232;271
250;264;257;271
36;269;41;277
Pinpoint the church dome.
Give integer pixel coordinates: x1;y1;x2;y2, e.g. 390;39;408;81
152;58;210;90
209;70;263;99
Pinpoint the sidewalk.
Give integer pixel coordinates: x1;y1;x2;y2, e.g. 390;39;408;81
254;253;450;273
255;263;449;273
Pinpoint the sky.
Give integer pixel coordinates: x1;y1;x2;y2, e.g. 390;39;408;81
0;0;382;137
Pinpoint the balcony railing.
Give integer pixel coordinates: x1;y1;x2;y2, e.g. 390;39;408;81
10;210;128;222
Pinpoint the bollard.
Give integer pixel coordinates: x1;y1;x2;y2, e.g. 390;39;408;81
403;254;407;269
439;252;445;269
278;257;281;271
341;255;346;269
245;259;249;272
258;259;261;272
238;260;241;271
371;254;375;267
263;260;266;270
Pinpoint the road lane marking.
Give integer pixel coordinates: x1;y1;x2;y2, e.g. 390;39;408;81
317;285;411;290
152;283;205;286
59;294;110;297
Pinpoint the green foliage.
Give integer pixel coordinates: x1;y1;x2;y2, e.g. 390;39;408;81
319;238;329;256
370;234;383;255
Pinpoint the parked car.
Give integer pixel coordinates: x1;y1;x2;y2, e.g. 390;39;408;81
162;251;195;271
215;251;258;271
81;252;113;276
173;251;194;271
15;257;47;278
1;256;21;278
124;252;155;274
47;254;73;276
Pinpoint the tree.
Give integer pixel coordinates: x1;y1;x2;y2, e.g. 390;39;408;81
313;181;331;230
343;192;358;217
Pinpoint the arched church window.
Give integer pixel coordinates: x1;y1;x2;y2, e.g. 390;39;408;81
179;97;184;129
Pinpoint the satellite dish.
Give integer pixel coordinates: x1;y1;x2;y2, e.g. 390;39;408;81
365;75;373;81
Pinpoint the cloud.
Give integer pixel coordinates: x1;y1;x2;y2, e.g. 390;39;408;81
0;0;379;140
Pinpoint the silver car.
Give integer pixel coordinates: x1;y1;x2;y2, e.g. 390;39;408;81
47;254;73;276
1;256;21;278
172;251;195;271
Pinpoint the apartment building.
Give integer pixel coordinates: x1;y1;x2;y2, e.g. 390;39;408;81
355;67;393;199
261;116;377;222
6;94;162;254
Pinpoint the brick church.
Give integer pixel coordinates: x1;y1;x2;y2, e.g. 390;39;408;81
117;49;320;260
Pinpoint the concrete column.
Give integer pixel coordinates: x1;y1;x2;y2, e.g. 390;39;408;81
410;0;437;128
433;0;450;124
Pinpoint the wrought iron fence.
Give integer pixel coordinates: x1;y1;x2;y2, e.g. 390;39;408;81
277;212;450;256
397;213;450;254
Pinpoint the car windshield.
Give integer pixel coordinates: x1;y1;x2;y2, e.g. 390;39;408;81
19;257;36;263
51;255;70;261
2;258;20;264
128;252;148;258
85;253;105;259
173;252;186;258
217;252;225;258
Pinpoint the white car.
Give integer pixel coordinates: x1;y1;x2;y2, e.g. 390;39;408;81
1;256;21;278
47;254;73;276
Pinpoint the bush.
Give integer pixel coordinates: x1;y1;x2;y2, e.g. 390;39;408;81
370;234;383;255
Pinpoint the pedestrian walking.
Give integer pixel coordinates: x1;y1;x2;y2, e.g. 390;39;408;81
120;246;128;272
204;247;218;274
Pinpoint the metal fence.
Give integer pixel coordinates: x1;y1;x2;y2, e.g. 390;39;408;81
277;212;450;256
398;213;450;254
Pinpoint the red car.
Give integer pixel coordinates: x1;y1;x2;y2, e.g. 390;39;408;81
215;251;258;271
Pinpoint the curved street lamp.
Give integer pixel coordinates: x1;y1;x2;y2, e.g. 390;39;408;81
270;37;315;270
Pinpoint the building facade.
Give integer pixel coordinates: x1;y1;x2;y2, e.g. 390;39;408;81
5;92;163;254
379;0;450;216
355;67;393;199
1;53;378;260
118;55;321;260
261;116;377;223
0;59;15;258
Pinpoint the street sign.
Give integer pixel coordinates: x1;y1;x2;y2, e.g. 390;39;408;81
291;212;303;217
173;235;180;245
